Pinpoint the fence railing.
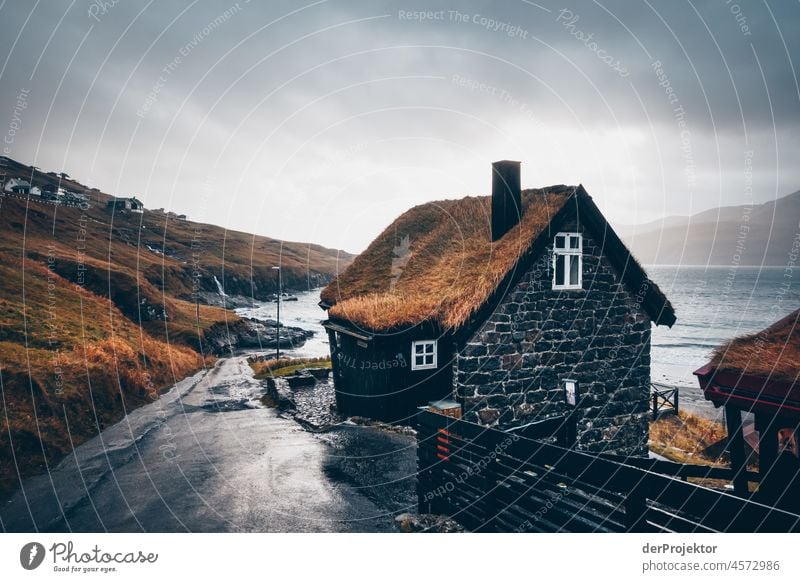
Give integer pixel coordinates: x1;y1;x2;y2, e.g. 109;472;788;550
651;382;679;419
416;409;800;533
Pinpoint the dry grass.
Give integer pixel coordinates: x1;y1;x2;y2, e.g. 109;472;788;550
0;173;349;497
650;411;728;466
650;411;763;491
322;187;574;331
249;356;331;379
710;308;799;384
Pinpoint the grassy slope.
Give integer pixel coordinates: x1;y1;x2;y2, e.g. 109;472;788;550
0;158;352;495
249;356;331;379
650;411;760;491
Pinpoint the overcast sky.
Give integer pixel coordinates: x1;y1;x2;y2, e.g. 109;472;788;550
1;0;798;253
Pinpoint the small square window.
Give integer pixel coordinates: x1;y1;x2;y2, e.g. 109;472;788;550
411;340;437;370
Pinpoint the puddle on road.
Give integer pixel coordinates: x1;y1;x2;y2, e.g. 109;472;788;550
201;399;264;413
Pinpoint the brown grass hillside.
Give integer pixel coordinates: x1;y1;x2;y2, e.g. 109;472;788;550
0;157;352;497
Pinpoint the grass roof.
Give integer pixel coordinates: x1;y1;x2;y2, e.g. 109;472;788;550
710;309;800;384
321;186;575;331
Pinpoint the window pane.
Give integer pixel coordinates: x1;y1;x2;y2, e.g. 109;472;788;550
555;235;566;249
425;355;433;365
569;236;580;249
569;255;579;286
415;344;423;354
555;254;565;285
415;355;424;366
426;343;434;354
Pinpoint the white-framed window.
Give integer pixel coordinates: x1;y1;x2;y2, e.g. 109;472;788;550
552;232;582;290
411;340;437;370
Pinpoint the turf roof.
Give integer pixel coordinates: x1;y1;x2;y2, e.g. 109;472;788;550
709;309;800;385
320;186;575;331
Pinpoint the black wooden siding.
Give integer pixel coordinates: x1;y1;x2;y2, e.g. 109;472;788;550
328;323;454;423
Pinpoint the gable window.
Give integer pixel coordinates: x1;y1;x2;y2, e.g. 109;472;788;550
411;340;437;370
553;233;582;289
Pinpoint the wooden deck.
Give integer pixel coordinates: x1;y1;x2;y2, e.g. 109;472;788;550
416;409;800;532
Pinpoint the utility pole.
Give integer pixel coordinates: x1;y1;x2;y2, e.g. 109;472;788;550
272;266;281;360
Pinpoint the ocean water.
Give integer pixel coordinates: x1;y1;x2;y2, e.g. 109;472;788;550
649;266;797;418
235;291;331;359
237;266;797;419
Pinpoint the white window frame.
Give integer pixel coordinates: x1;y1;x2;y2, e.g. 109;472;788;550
411;340;437;370
552;232;583;290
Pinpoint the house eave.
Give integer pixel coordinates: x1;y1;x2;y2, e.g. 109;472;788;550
322;320;374;342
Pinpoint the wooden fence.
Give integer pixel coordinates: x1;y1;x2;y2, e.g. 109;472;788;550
651;382;679;419
416;409;800;532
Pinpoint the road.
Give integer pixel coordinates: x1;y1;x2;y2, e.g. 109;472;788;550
0;357;416;532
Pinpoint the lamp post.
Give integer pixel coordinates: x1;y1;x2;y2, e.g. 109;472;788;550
272;266;281;360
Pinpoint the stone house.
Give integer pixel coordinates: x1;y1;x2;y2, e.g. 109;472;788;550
320;161;675;455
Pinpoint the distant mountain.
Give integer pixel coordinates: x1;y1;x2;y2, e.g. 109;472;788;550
0;156;352;495
617;190;800;266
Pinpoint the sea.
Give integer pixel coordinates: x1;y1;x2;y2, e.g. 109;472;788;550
648;266;797;419
237;266;798;420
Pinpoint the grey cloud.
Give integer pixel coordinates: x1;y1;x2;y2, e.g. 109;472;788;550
0;0;797;252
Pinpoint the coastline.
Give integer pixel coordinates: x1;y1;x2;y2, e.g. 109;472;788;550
0;289;321;503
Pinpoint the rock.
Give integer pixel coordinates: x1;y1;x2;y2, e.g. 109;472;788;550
306;367;331;380
202;318;313;356
280;374;340;430
194;291;259;309
285;373;316;388
236;318;313;349
394;513;464;533
477;408;500;425
346;417;417;436
260;379;295;411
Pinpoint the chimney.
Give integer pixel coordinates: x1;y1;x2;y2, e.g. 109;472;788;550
491;160;522;241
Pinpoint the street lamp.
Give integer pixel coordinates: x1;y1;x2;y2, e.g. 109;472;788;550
272;266;281;360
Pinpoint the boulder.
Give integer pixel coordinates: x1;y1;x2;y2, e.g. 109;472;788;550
285;373;316;388
394;513;464;533
306;367;331;380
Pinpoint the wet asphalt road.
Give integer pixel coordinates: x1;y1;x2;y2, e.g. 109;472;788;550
0;357;417;532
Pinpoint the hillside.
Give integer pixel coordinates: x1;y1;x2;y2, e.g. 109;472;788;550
618;190;800;265
0;156;352;496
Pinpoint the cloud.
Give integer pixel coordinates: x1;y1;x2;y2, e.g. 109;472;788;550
0;0;797;252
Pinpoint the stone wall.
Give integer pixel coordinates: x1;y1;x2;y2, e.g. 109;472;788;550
454;219;652;456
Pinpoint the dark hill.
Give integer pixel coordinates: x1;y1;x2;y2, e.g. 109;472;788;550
0;156;352;496
618;190;800;266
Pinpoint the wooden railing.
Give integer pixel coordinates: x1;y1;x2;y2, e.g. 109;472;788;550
651;382;679;419
600;453;760;484
416;409;800;532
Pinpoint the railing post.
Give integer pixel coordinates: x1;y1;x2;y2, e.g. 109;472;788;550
478;430;503;533
725;405;749;497
652;391;659;419
624;485;649;532
557;412;577;448
415;410;440;515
